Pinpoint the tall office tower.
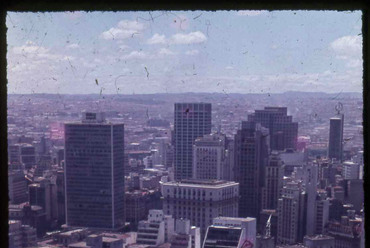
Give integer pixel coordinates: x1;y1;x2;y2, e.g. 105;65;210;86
248;107;298;151
64;112;125;230
8;144;21;164
193;133;227;180
261;152;284;210
20;145;36;169
203;217;256;248
344;179;364;213
328;114;344;162
277;182;307;245
224;138;235;181
234;121;269;219
29;177;58;224
174;103;212;180
8;170;28;204
314;190;329;235
304;163;318;236
56;170;65;226
161;179;239;238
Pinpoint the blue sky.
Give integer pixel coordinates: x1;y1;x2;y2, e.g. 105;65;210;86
6;10;362;94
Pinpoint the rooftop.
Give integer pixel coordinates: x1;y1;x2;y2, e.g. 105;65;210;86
162;179;238;188
304;235;335;240
214;216;256;222
68;241;89;248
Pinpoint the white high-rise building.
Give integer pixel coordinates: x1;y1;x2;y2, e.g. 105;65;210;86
342;161;360;180
277;182;307;245
203;217;256;248
136;209;174;247
161;179;239;237
170;219;201;248
193;133;227;180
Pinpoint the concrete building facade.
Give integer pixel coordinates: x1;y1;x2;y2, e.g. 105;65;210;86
161;179;239;237
192;133;227;180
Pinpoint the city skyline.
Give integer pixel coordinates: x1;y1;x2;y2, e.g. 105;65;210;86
5;8;365;248
6;10;362;94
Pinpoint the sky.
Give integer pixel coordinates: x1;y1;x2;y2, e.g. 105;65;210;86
6;10;362;94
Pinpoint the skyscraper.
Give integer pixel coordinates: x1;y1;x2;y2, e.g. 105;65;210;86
64;112;125;230
277;182;307;245
328;114;344;162
193;133;227;180
234;121;269;219
161;179;239;237
261;152;284;210
248;107;298;151
174;103;212;180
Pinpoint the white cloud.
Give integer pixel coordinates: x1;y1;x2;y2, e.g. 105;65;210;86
66;43;79;49
122;51;148;60
117;20;145;30
236;10;268;16
346;59;362;68
118;44;130;50
158;48;175;56
100;20;145;40
330;35;362;59
170;31;207;45
330;35;362;68
12;42;49;55
147;33;167;44
225;66;234;70
185;49;199;55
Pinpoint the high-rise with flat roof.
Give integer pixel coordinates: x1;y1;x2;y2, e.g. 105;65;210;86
64;112;125;230
277;182;307;245
174;103;212;180
193;133;227;180
261;152;284;210
248;107;298;151
161;179;239;237
234;121;269;219
328;114;344;162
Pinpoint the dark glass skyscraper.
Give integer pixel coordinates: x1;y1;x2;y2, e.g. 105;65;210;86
328;114;344;162
234;121;269;219
248;107;298;151
64;112;125;230
174;103;212;180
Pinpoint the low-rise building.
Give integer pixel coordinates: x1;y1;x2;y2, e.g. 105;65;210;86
202;217;256;248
